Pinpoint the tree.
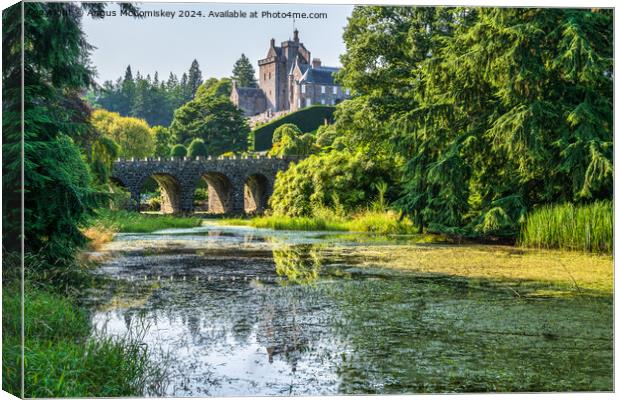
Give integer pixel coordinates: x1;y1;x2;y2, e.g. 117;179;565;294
169;95;249;155
187;138;209;158
337;7;612;236
170;144;188;157
195;78;232;99
91;109;154;158
152;126;173;157
2;2;119;263
231;53;257;87
187;59;203;100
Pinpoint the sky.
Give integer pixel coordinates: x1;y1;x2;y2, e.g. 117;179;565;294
81;2;354;84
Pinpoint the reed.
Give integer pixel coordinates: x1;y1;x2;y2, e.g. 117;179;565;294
519;201;612;253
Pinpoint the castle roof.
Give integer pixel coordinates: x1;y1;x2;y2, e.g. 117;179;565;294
300;66;341;85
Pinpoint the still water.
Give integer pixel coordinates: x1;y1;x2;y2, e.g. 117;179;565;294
85;224;613;396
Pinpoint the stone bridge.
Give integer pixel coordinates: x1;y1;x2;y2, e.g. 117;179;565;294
110;155;300;214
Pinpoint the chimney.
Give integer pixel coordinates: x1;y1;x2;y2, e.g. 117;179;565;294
231;79;237;90
312;58;322;68
293;29;299;42
270;38;275;48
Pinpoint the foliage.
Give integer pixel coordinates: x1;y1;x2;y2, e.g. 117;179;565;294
269;150;397;217
222;209;417;235
88;209;202;233
91;109;154;158
253;105;336;151
195;77;232;99
170;144;187;157
519;201;612;253
90;60;205;126
268;123;316;157
169;94;249;155
2;283;166;397
187;59;204;99
231;53;258;87
337;7;612;237
2;2;113;264
187;138;209;158
152;126;173;157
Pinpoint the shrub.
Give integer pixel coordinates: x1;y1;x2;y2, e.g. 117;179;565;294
187;138;208;158
270;150;397;217
169;144;187;157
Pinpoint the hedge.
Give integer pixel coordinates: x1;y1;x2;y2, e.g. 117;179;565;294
252;105;336;151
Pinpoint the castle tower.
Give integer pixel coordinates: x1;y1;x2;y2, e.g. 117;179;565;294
257;30;311;112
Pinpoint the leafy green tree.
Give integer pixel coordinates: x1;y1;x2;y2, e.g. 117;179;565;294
169;95;249;155
152;126;173;157
338;6;612;236
231;53;257;87
195;78;232;99
170;144;188;157
91;109;154;158
187;138;209;158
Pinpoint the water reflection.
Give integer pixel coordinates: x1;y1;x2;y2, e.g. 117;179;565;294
86;225;613;396
272;242;324;285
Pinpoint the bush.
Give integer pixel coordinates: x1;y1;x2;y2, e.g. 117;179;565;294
187;138;208;158
253;105;336;151
519;201;612;253
169;144;187;157
270;150;397;217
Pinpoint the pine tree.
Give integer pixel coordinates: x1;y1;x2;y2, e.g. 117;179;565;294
231;53;257;87
187;59;203;99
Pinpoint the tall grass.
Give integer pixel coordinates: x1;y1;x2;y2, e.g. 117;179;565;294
2;284;167;397
519;201;612;253
222;209;418;235
88;209;202;233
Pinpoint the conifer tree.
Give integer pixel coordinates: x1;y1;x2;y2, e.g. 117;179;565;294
187;59;203;99
231;53;257;87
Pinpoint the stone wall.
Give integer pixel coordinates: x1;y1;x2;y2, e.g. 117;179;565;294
111;155;299;214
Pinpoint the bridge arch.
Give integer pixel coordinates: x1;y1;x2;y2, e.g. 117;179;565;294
139;173;182;214
199;171;234;214
244;173;271;214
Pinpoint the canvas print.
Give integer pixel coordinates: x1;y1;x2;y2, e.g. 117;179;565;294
1;1;614;398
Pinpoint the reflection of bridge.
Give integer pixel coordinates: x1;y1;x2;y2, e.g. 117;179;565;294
111;156;299;214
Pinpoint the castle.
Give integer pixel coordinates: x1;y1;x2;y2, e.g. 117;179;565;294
230;29;350;116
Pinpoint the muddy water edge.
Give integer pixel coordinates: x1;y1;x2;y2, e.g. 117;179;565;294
82;223;613;396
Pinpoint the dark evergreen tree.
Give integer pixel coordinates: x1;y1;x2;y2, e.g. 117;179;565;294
187;59;203;100
231;53;257;87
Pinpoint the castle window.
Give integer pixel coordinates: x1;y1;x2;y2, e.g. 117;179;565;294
346;88;350;95
264;73;266;81
269;72;271;79
333;86;338;95
321;99;325;105
301;84;306;94
298;98;301;107
306;98;311;107
321;85;326;94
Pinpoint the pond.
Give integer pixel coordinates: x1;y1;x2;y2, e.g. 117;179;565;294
84;223;613;396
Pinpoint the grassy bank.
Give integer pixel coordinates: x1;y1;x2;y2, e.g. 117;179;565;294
2;281;165;397
86;209;202;234
221;210;418;235
519;201;612;254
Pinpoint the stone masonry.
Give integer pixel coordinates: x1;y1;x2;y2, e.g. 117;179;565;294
111;155;299;214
